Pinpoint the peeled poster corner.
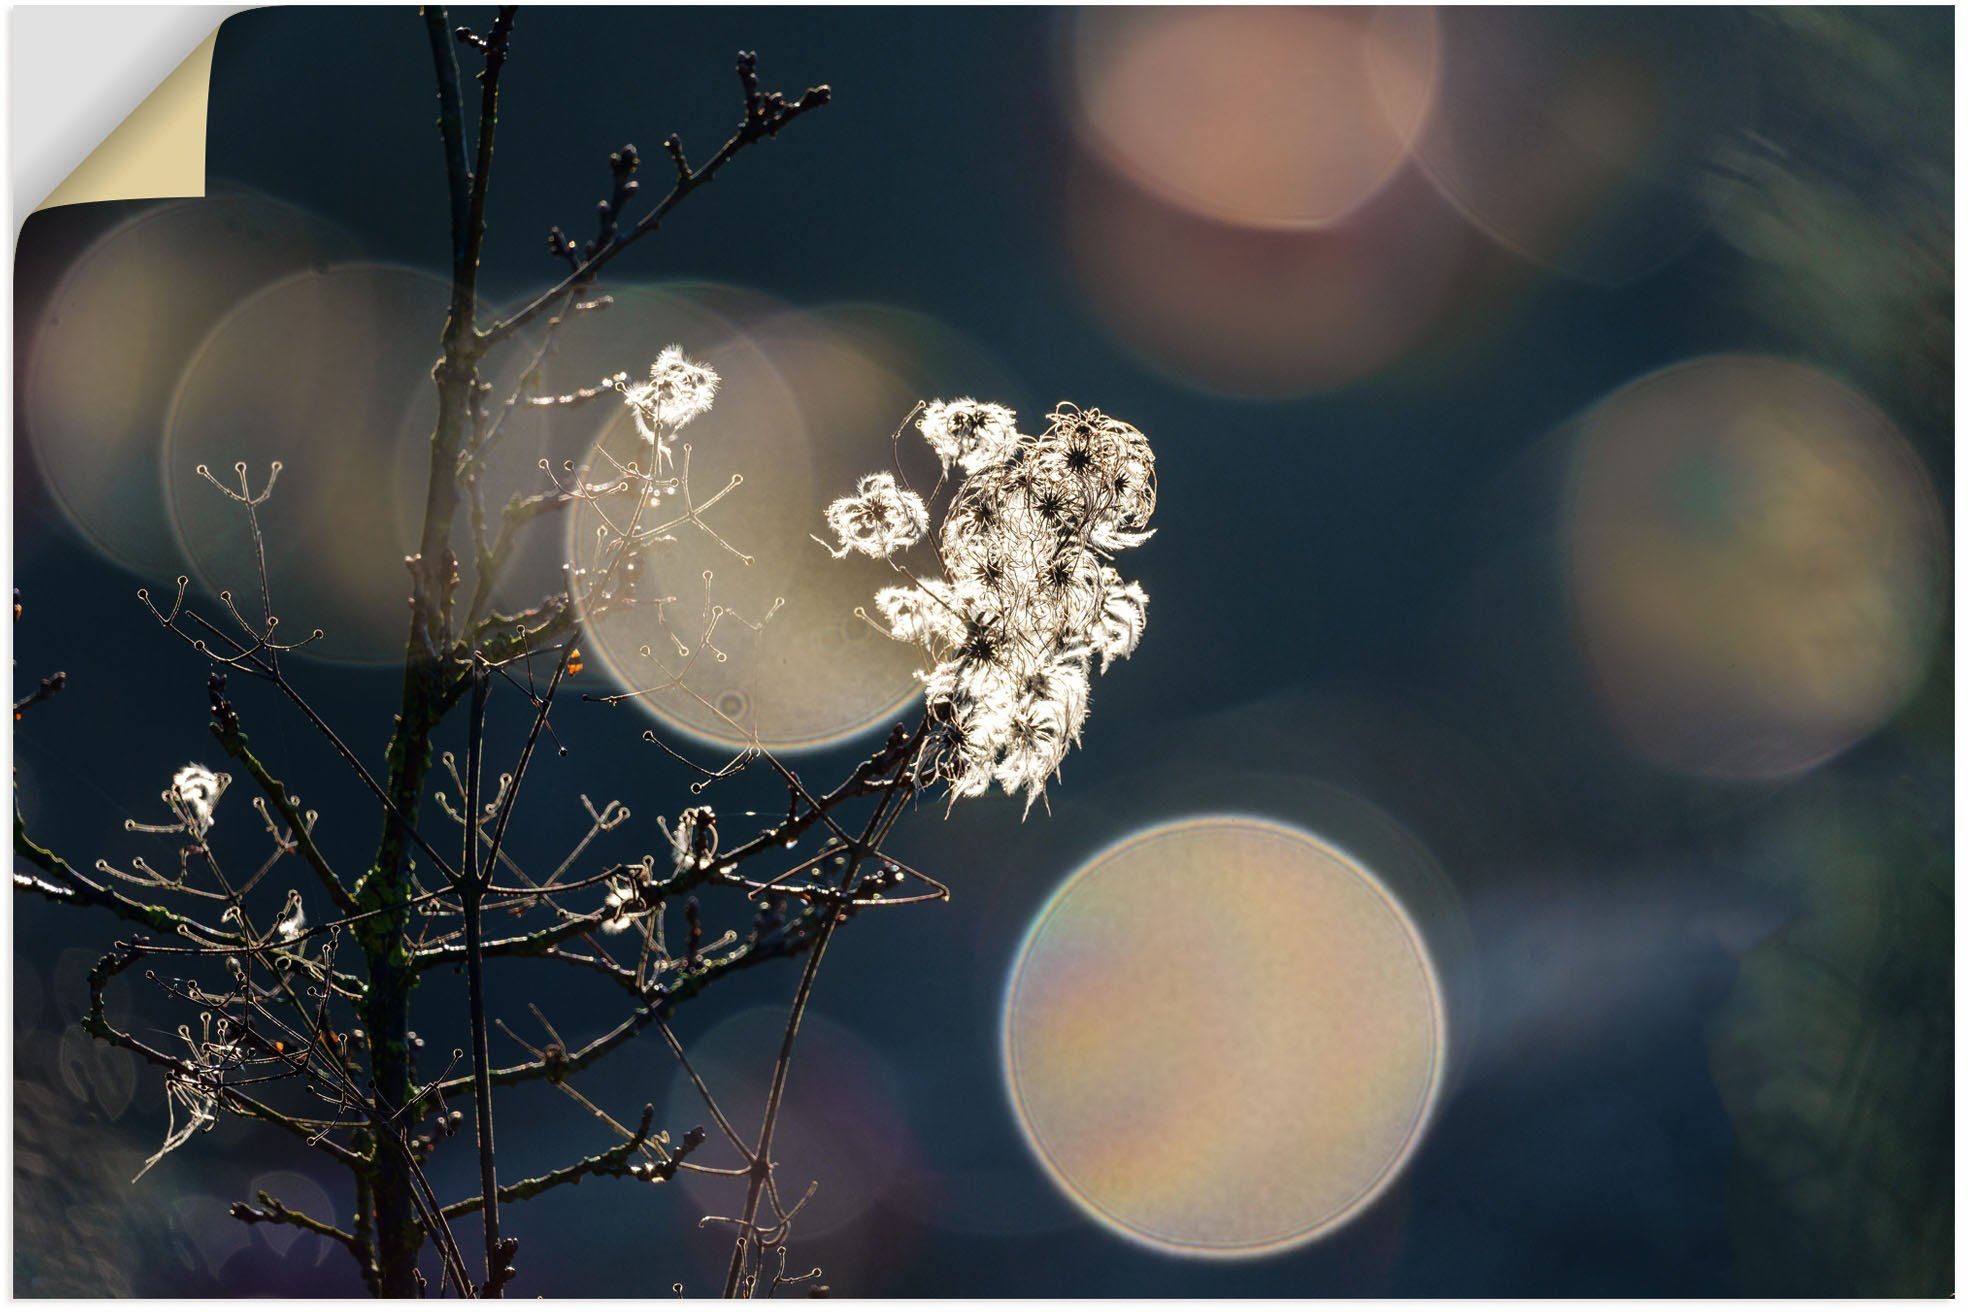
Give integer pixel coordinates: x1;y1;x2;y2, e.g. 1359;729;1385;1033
24;15;229;216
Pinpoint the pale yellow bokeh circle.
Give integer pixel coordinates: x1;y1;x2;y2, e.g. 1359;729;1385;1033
1566;354;1947;779
164;264;448;663
1004;817;1446;1256
25;195;358;575
566;294;991;753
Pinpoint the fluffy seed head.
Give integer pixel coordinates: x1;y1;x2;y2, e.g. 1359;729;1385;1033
169;764;227;838
823;473;930;559
919;399;1021;475
827;401;1156;811
614;346;720;469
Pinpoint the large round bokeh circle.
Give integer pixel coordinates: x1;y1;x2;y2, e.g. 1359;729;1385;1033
1002;816;1447;1257
1564;354;1946;780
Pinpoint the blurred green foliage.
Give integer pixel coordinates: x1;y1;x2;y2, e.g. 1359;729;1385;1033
1711;8;1952;443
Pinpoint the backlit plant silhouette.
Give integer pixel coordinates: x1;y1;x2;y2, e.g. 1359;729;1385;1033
13;8;1154;1299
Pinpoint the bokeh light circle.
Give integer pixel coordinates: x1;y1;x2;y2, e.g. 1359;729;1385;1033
665;1005;911;1241
495;282;775;621
1566;354;1947;780
1413;7;1756;285
23;195;359;575
1064;161;1471;398
165;264;450;663
1069;7;1441;231
568;289;1013;752
1060;6;1470;397
1003;817;1447;1257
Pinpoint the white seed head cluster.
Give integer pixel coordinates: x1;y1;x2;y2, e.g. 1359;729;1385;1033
612;345;720;465
836;402;1156;811
169;764;228;839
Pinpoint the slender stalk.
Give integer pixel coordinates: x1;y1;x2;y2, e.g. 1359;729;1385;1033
721;783;911;1297
461;667;505;1295
720;911;838;1299
465;11;517;283
424;7;474;310
461;894;502;1290
350;13;488;1293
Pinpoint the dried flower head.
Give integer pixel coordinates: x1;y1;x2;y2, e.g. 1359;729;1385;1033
671;805;719;871
136;1013;237;1180
822;472;930;559
168;764;228;839
272;889;307;943
614;345;720;466
601;874;644;934
919;399;1020;475
830;402;1156;811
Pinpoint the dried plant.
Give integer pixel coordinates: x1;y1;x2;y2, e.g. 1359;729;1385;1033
14;7;1154;1299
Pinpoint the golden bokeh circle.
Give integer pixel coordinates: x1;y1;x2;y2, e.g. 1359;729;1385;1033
163;264;448;663
24;195;358;575
1004;817;1447;1257
1566;354;1947;779
566;292;1004;753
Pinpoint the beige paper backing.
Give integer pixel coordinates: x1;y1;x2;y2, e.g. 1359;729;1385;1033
36;27;220;212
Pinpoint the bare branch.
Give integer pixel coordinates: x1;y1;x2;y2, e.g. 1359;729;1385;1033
436;905;829;1097
422;7;474;304
231;1190;364;1257
482;52;830;348
437;1104;706;1220
15;813;237;944
207;692;359;917
13;669;66;719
